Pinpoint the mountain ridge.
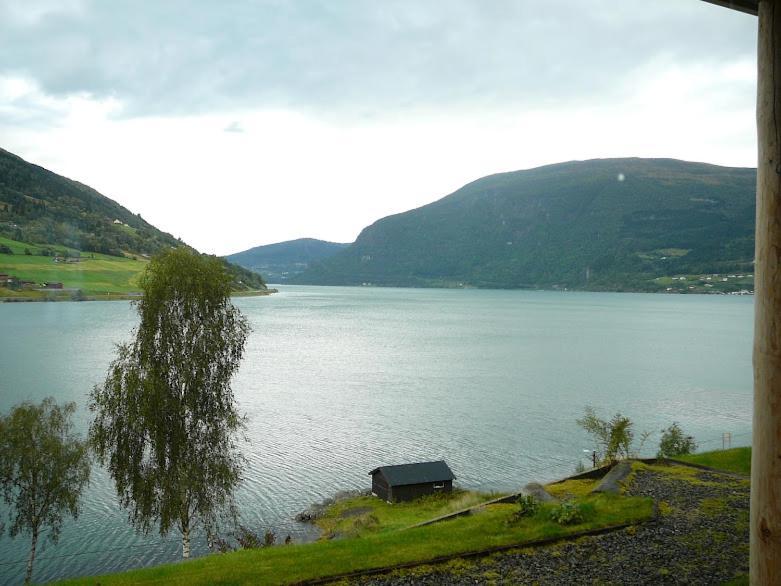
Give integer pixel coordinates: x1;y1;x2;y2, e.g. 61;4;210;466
226;238;350;283
290;157;756;291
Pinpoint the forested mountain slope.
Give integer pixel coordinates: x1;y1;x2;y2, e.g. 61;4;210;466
293;158;755;291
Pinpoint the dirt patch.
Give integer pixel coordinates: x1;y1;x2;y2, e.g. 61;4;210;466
340;507;374;519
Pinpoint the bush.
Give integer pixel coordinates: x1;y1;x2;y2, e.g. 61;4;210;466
549;501;585;525
0;244;12;254
658;423;697;458
516;494;540;517
577;406;635;464
235;525;262;550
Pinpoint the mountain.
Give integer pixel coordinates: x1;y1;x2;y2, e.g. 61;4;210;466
0;147;265;291
226;238;350;282
291;158;756;291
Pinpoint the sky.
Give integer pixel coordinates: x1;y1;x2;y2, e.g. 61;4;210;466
0;0;759;256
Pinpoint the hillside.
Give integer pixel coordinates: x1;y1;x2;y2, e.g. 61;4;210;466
226;238;350;282
292;158;756;291
0;147;266;294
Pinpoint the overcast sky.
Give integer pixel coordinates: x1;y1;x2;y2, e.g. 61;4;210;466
0;0;758;255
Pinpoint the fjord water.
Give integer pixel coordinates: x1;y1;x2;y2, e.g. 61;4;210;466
0;286;752;584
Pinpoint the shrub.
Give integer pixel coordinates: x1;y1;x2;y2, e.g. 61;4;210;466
549;501;584;525
235;526;263;550
658;422;697;458
577;406;634;464
516;494;540;517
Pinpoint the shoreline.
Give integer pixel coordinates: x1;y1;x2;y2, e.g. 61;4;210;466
0;288;278;303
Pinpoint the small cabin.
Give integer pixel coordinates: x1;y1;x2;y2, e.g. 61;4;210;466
369;460;455;503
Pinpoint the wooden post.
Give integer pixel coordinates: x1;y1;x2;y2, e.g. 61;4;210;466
753;1;781;582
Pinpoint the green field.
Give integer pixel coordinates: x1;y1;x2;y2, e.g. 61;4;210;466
59;478;652;586
0;235;148;295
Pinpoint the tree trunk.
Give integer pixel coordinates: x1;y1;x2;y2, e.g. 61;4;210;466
182;522;191;560
753;1;781;583
25;527;38;585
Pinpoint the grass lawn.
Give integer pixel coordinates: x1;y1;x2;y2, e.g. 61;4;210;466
315;490;502;538
0;236;147;295
676;447;751;476
59;479;652;586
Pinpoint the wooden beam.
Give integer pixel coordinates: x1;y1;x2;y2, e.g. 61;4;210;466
702;0;759;15
753;1;781;583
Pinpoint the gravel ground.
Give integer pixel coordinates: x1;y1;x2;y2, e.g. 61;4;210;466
349;464;749;586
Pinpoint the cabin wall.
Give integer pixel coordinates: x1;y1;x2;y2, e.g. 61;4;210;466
371;475;390;501
389;480;452;503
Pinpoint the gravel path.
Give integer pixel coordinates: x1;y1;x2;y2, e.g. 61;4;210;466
350;464;749;586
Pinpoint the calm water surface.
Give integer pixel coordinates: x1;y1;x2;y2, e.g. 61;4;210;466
0;286;753;584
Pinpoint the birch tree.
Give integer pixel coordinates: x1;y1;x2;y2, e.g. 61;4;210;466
0;399;91;584
90;248;250;559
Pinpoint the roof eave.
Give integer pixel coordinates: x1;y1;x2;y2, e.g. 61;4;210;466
701;0;758;16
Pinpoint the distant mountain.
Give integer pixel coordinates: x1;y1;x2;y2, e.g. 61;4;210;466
292;158;756;291
0;147;265;290
226;238;350;282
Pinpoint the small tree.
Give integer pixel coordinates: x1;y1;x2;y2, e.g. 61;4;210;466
577;406;634;465
0;399;91;584
658;422;697;458
90;248;250;559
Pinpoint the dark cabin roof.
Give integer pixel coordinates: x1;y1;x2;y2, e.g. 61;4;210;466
701;0;757;15
369;460;455;487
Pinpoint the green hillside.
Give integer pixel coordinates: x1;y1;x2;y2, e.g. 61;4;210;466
0;148;266;296
0;147;182;256
293;158;756;291
226;238;349;282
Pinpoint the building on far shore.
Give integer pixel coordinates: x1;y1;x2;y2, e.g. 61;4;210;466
369;460;455;503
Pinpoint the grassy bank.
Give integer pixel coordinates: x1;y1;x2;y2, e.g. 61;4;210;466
60;479;652;586
676;447;751;476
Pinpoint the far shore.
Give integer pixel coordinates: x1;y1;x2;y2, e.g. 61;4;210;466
0;288;277;303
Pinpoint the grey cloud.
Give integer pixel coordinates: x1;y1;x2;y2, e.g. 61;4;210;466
0;0;758;119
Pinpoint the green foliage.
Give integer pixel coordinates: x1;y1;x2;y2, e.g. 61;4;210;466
0;147;180;257
0;398;91;584
577;406;634;464
234;526;270;550
548;501;586;525
516;494;540;517
90;248;251;559
658;422;697;458
292;158;756;290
